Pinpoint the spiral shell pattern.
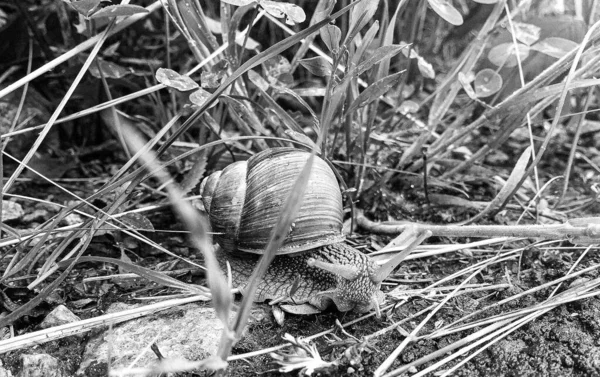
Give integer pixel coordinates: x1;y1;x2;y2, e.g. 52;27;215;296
200;148;345;255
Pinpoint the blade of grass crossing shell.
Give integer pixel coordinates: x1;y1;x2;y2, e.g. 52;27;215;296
119;125;232;337
230;153;318;341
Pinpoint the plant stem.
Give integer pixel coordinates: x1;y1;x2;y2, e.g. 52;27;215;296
357;214;600;241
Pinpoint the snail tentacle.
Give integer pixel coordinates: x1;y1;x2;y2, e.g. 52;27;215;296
306;258;360;280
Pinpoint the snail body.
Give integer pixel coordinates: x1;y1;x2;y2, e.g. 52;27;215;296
217;243;381;312
200;148;387;313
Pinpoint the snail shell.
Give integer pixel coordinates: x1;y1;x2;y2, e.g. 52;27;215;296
200;148;345;255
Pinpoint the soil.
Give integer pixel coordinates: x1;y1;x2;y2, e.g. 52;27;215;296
224;254;600;377
3;185;599;377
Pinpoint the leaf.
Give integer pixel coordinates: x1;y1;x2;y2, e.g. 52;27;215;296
221;0;255;5
299;56;333;77
247;69;270;91
272;85;320;129
119;250;133;275
427;0;463;26
201;60;229;89
347;0;379;42
65;0;101;17
189;88;218;108
259;1;306;25
378;0;403;78
398;100;419;114
89;4;149;19
400;42;417;59
399;42;434;78
263;55;293;86
293;86;326;96
465;147;532;224
205;14;260;50
345;71;403;115
120;213;155;232
220;96;267;133
417;56;435;79
254;85;304;133
156;68;199;91
103;41;121;56
458;72;477;100
88;58;132;79
350;21;380;70
284;130;319;151
429;194;487;210
510;22;541;46
180;151;207;195
354;44;406;76
474;68;503;98
531;37;579;59
320;25;341;54
487;42;530;68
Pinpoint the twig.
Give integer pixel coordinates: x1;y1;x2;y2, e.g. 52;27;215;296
357;214;600;243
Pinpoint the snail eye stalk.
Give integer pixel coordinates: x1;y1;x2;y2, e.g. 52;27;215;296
307;258;360;281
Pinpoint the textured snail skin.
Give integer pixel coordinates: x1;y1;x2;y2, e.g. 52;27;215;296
217;242;382;313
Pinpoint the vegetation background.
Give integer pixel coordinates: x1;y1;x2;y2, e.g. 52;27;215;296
0;0;600;375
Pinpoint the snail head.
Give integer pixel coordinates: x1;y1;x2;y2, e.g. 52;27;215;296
307;255;384;314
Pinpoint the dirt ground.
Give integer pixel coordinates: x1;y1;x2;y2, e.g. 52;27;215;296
2;189;599;376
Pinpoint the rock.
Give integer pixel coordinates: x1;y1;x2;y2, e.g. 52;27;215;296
17;354;65;377
496;339;527;355
0;359;13;377
39;305;81;329
22;209;50;224
77;303;228;375
61;213;84;226
2;201;23;222
0;81;57;160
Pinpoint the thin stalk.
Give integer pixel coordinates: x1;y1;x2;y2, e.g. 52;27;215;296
375;265;487;377
554;86;595;208
504;3;540;194
357;215;600;241
431;262;600;335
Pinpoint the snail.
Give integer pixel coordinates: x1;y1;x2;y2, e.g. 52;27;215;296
200;148;409;313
